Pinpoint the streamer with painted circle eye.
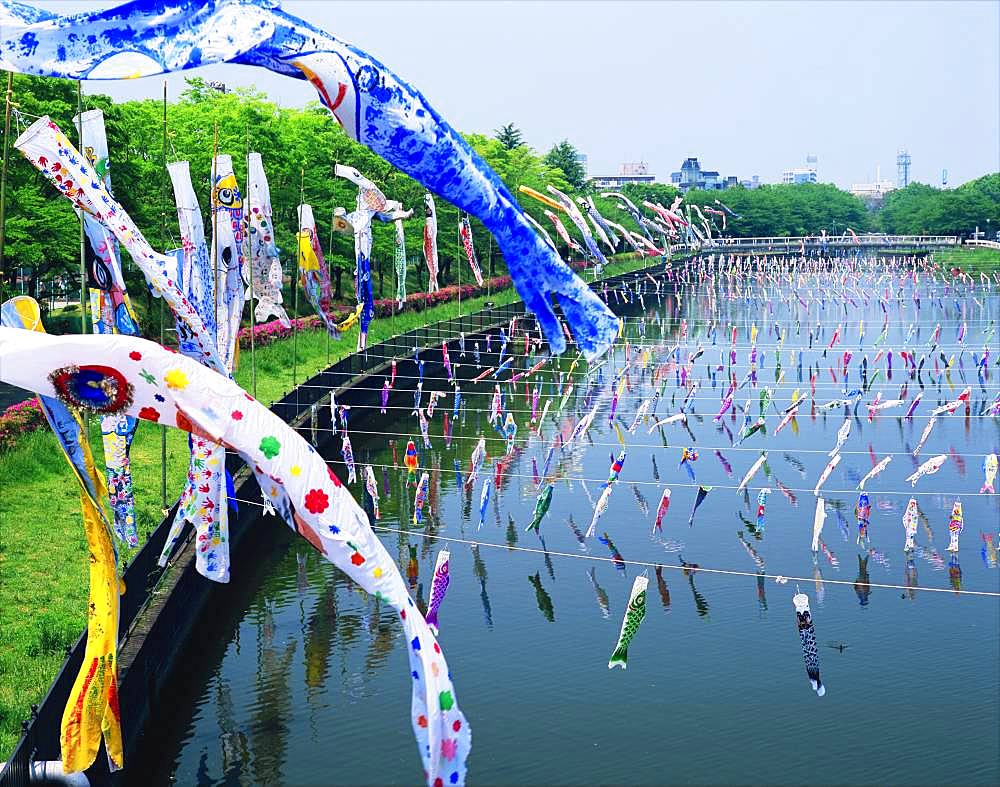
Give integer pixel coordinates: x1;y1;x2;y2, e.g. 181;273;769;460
72;109;140;547
245;152;289;326
422;193;440;293
1;297;124;774
210;154;247;373
792;591;825;697
608;576;648;670
296;204;340;335
0;316;470;787
459;215;484;286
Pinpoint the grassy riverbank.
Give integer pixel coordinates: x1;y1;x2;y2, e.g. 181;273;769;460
0;253;656;756
929;245;1000;272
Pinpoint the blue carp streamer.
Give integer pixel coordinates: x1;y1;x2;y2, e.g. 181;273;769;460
0;0;617;357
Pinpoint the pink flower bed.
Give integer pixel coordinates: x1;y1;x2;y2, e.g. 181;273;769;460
0;397;47;452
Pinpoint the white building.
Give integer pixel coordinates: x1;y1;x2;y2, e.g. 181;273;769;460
782;167;817;184
591;161;656;190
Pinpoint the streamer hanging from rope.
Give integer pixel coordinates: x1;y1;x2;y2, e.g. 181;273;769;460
0;297;124;774
72;107;139;547
0;315;471;787
245;151;290;326
296;203;340;334
1;0;616;356
334;164;394;349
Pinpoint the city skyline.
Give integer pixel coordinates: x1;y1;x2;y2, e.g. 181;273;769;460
47;0;1000;189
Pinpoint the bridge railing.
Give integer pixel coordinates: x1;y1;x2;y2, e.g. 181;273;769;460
706;234;959;248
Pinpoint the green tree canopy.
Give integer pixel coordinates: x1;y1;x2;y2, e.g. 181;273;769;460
544;139;586;191
494;123;524;151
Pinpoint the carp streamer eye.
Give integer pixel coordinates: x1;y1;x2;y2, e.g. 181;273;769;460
49;364;134;414
215;186;241;209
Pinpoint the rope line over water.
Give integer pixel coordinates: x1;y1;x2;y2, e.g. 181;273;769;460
226;494;1000;599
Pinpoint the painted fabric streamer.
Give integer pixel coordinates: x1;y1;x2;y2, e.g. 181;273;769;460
333;164;394;348
163;158;232;583
459;216;484;286
792;591;825;696
245;151;289;326
296;204;339;334
422;193;440;293
72;108;139;547
391;203;413;307
0;298;123;773
608;575;648;669
1;0;617;354
0;319;471;787
210;154;247;372
13;115;224;372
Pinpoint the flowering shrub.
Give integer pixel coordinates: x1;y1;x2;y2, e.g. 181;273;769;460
237;256;629;349
0;398;47;452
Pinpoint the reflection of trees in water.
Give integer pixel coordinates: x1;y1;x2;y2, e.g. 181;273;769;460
654;565;671;613
528;571;555;622
364;598;398;673
854;554;871;606
304;574;338;694
216;675;250;779
680;558;710;619
471;545;493;628
250;602;297;785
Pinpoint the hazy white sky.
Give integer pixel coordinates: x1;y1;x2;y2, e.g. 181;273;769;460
42;0;1000;188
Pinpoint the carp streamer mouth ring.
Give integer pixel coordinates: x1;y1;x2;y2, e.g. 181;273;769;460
49;364;134;415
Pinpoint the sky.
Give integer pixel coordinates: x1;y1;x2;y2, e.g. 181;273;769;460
37;0;1000;189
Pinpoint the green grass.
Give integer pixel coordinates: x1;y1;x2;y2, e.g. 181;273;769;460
929;246;1000;272
0;252;657;756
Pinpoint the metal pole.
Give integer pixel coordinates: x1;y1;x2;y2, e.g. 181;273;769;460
0;72;13;291
76;82;86;334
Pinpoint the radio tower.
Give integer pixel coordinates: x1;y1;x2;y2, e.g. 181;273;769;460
896;149;911;188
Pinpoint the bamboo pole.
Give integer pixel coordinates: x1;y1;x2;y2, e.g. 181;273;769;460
0;72;13;290
246;124;256;398
292;166;303;389
160;81;168;509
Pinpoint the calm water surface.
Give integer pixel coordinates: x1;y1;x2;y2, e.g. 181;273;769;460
134;269;1000;785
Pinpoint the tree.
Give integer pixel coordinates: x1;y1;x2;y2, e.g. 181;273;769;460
544;139;586;191
494;123;524;151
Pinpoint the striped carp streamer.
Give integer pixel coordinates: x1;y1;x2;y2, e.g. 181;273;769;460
608;575;648;669
0;0;616;357
0;319;471;785
792;591;825;697
72;108;140;548
0;298;123;774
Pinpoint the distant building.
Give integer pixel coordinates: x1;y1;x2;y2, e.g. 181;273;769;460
782;155;818;184
849;180;896;199
576;152;588;178
782;167;817;184
591;161;656;191
850;164;896;199
669;157;739;191
740;175;761;189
